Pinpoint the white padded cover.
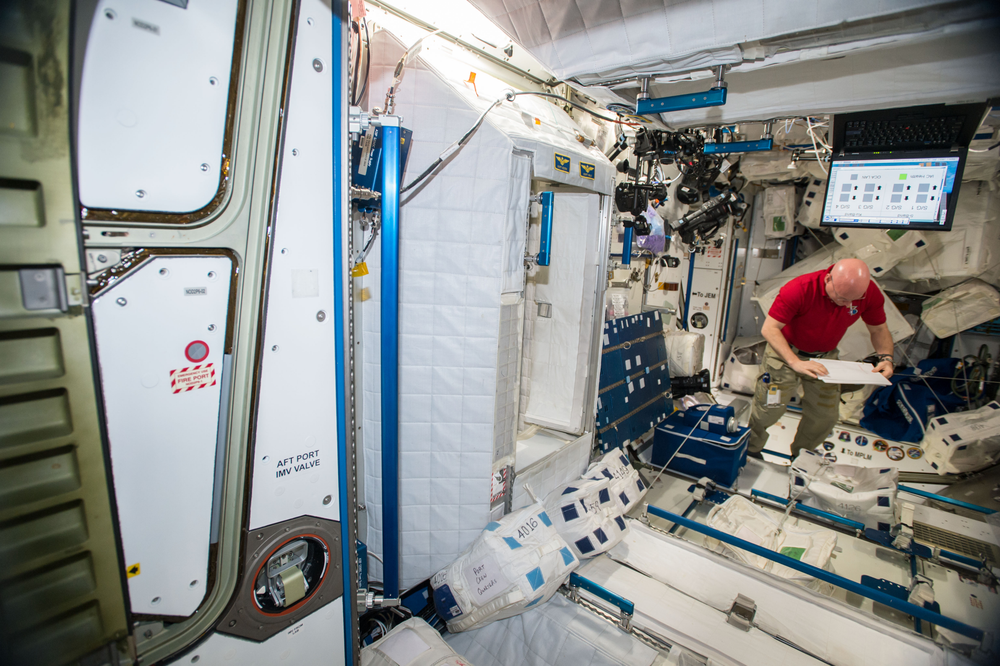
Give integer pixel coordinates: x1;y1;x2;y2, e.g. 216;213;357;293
789;450;898;530
362;30;611;588
362;618;474;666
512;432;592;511
542;479;628;560
444;593;660;666
467;0;994;84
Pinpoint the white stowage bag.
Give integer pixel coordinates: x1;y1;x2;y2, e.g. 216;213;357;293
831;227;927;277
362;618;476;666
720;336;766;395
796;176;827;229
762;184;798;238
429;503;579;633
923;401;1000;475
543;478;629;560
920;279;1000;339
789;450;898;530
663;330;705;377
704;495;837;589
584;447;648;514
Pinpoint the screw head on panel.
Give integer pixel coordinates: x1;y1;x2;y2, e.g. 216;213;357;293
135;189;146;198
229;620;237;627
307;17;314;25
323;495;332;505
104;9;116;19
208;324;216;331
200;163;210;171
98;254;108;263
116;297;127;307
292;149;299;156
316;310;326;322
272;345;279;352
209;77;219;86
313;58;324;72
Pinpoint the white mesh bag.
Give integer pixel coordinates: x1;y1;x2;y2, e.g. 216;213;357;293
584;447;648;514
543;478;629;560
789;450;898;531
704;495;837;588
429;503;578;633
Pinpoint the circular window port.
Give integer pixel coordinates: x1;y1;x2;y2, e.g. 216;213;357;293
185;340;210;363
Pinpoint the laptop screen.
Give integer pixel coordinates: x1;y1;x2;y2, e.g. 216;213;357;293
820;151;965;232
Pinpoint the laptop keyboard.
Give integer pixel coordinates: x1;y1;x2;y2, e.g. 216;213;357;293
844;115;964;150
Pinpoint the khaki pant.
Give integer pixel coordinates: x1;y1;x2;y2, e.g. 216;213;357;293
748;344;841;458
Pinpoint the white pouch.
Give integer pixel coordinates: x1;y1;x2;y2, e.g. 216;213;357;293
430;503;578;633
663;330;705;377
543;478;629;560
763;184;798;238
922;401;1000;475
796;176;826;229
790;450;898;531
920;279;1000;339
720;336;766;395
704;495;837;587
584;447;648;514
362;618;476;666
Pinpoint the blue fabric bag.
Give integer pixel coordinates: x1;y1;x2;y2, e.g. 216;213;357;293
860;358;967;443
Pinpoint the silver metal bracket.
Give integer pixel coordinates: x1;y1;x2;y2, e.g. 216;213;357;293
349;105;371;137
727;594;756;631
637;76;651;101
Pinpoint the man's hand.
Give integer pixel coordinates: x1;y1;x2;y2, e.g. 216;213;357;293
873;359;894;379
791;359;828;379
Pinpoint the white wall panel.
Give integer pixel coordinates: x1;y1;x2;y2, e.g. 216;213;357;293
78;0;238;212
93;256;231;617
249;0;340;531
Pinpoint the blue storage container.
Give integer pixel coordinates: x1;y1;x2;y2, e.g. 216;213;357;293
652;411;750;488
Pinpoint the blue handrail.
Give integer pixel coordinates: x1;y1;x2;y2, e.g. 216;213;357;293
537;191;553;266
750;489;865;532
898;484;996;515
381;119;401;600
646;504;984;641
568;572;635;616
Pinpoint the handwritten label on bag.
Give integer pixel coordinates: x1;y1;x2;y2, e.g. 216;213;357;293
463;557;508;604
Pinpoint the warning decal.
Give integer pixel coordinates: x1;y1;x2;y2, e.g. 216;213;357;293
170;363;217;394
127;563;141;578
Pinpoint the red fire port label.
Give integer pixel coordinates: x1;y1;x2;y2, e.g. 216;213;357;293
170;364;217;394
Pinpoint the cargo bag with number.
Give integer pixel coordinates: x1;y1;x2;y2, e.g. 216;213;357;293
543;478;629;560
922;401;1000;474
584;447;648;514
430;503;579;633
790;450;898;531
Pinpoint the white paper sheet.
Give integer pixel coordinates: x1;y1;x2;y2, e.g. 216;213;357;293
815;359;891;386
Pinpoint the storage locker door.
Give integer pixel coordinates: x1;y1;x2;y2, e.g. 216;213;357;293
524;192;602;435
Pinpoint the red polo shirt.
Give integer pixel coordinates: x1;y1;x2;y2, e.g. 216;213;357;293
769;267;886;353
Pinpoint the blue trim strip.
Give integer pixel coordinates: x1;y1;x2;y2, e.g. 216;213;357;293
381;122;401;600
621;225;633;266
722;238;739;343
568;572;635;616
703;138;774;154
332;1;355;661
761;448;792;459
636;87;727;115
751;489;865;531
538;191;554;266
683;251;695;331
898;484;996;515
646;504;984;641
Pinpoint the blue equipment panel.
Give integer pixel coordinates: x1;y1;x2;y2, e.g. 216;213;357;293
597;311;671;452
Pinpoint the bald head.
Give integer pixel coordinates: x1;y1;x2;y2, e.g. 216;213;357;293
826;258;871;306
